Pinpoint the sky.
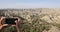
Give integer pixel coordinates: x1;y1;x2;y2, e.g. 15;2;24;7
0;0;60;9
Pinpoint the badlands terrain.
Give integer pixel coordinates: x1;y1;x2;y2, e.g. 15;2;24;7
0;8;60;32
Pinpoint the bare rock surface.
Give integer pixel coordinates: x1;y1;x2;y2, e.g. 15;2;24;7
43;26;60;32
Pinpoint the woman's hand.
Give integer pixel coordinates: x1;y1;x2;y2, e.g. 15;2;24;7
15;18;21;32
0;17;8;30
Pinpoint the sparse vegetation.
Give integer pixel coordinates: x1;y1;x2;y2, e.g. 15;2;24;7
0;8;60;32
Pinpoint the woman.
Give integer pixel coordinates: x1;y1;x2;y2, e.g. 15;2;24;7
0;16;21;32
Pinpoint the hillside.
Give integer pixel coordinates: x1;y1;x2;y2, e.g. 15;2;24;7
0;8;60;32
